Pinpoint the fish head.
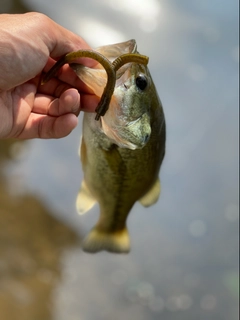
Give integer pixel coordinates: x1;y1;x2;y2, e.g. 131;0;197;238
101;62;152;150
71;40;155;150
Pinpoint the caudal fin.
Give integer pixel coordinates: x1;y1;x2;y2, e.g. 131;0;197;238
82;227;130;254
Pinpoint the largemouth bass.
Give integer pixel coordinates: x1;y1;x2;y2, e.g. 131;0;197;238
72;40;166;253
43;39;166;253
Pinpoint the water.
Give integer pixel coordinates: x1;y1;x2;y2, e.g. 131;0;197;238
0;0;239;319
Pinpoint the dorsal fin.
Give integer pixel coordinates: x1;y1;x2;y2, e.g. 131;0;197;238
96;39;137;60
71;39;137;97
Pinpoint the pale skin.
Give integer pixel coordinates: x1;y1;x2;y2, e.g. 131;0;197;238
0;12;99;139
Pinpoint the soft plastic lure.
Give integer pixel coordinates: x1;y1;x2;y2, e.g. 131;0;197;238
42;50;149;120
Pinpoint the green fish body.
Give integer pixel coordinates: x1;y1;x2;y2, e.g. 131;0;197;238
74;40;166;253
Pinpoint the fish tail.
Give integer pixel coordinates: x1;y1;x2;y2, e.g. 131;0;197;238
82;227;130;254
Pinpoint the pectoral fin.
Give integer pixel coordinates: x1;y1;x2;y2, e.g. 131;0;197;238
76;180;96;215
139;178;161;207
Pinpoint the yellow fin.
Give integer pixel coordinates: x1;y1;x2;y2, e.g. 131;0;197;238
76;180;96;215
82;227;130;253
139;178;161;207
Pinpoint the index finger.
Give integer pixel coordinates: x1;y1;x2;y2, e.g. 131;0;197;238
42;58;95;93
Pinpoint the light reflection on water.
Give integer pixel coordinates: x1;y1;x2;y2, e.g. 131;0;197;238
1;0;239;319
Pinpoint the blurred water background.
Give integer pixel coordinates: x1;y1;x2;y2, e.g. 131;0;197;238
0;0;239;319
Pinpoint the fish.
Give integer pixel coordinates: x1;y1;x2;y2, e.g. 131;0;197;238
71;39;166;254
41;39;165;253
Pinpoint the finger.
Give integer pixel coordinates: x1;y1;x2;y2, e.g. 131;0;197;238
33;88;80;116
49;20;97;68
43;56;97;75
40;15;97;68
41;64;93;94
37;69;93;99
33;91;99;115
51;64;92;91
80;94;99;113
18;112;78;139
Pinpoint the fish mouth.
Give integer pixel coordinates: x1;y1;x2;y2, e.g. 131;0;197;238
101;115;151;150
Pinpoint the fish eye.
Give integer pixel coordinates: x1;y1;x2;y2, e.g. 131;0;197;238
136;75;148;91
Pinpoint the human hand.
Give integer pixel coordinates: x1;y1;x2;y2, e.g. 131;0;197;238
0;12;99;139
